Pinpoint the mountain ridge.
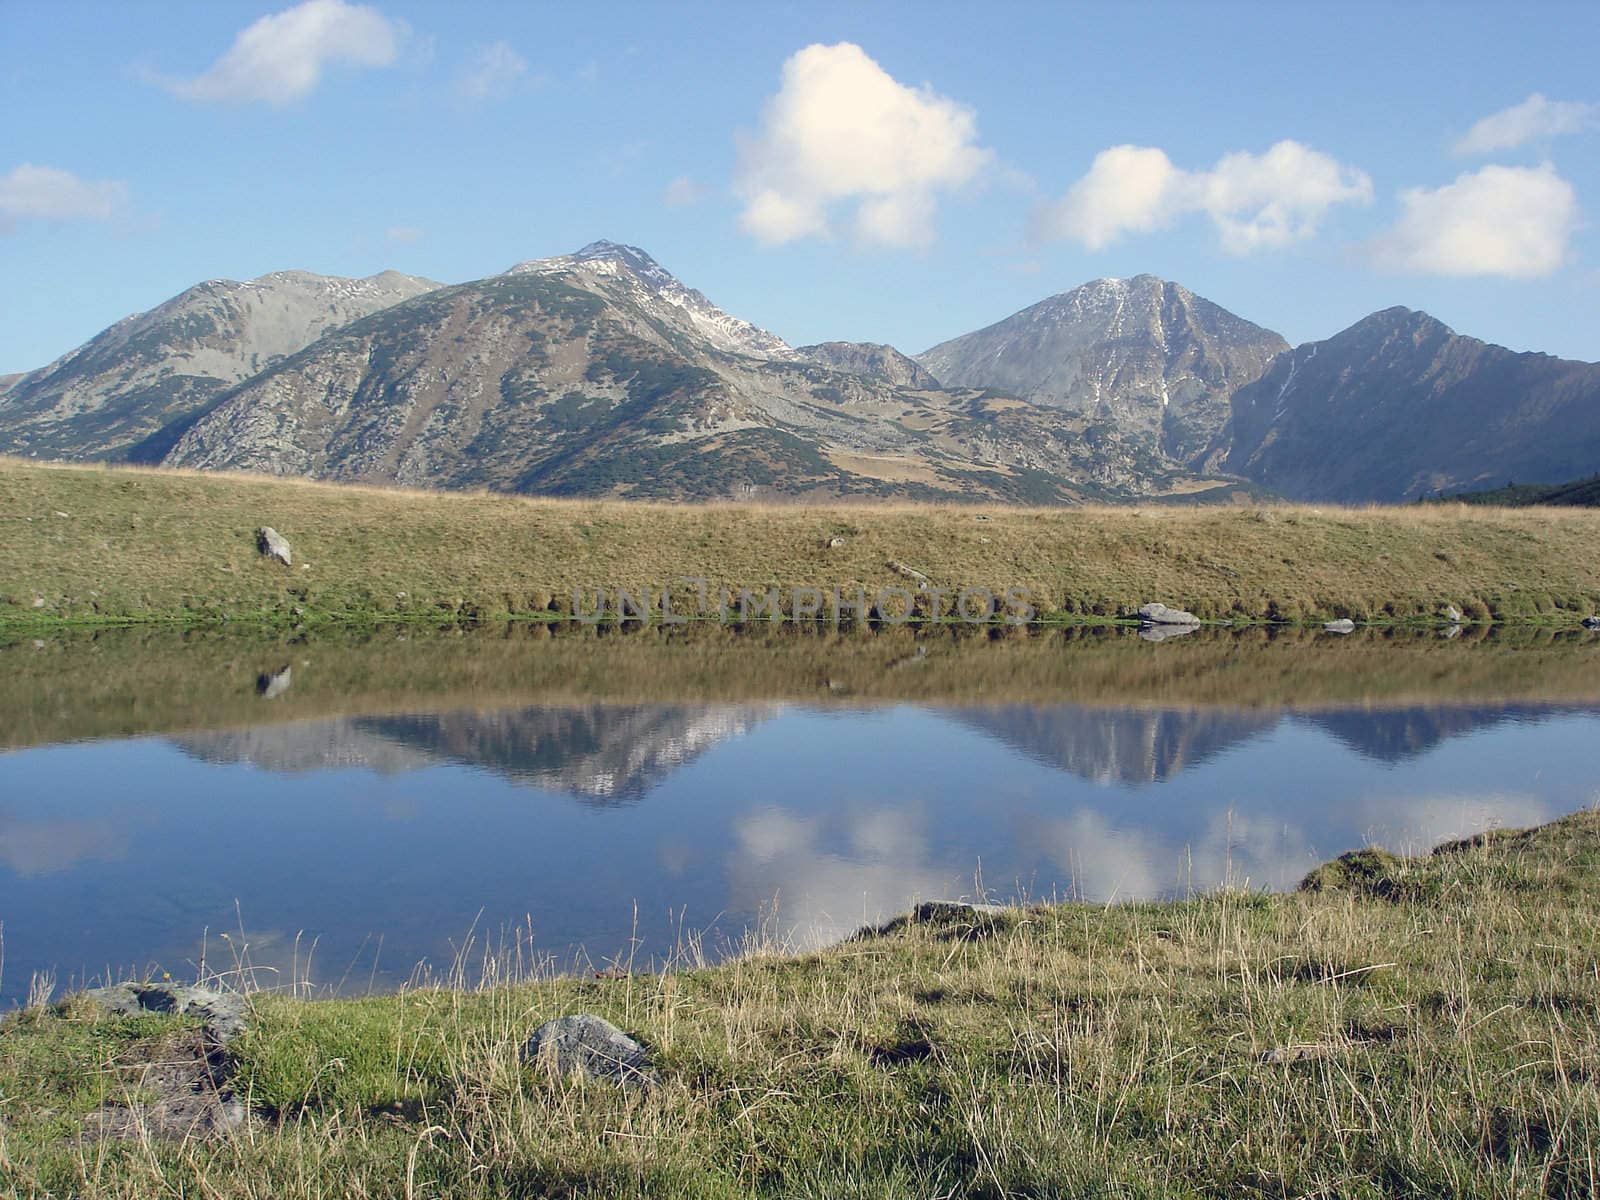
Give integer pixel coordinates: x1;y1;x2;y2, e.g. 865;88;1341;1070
1215;306;1600;502
5;242;1596;505
155;244;1201;502
0;268;441;462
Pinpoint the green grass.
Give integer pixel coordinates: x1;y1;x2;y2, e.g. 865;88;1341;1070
3;810;1596;1197
5;458;1600;631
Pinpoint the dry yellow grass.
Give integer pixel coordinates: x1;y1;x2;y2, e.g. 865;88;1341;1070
3;457;1599;628
823;449;951;485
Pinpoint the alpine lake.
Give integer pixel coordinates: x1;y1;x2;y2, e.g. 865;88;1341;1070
3;619;1598;1008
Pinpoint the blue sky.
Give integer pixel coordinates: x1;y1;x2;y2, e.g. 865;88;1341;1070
3;0;1598;375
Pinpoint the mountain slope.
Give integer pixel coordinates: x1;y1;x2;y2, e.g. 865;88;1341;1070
1217;309;1600;503
0;269;440;462
1444;473;1600;507
917;275;1288;464
162;243;1200;502
798;342;941;389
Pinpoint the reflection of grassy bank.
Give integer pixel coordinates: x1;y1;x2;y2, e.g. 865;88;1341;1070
3;810;1596;1196
6;622;1600;750
5;459;1600;630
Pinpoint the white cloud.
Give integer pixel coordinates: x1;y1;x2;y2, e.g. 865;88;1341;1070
457;40;527;102
1043;145;1178;250
662;175;709;207
1039;140;1372;254
1371;163;1579;279
735;42;992;249
1455;93;1597;155
164;0;404;105
384;225;422;244
0;163;128;229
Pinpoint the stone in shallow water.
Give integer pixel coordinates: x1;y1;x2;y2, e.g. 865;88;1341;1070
1138;602;1201;626
521;1014;653;1088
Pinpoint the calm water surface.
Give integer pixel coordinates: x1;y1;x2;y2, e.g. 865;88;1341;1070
2;625;1597;1005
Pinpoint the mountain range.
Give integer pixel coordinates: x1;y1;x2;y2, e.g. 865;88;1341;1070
170;700;1600;799
3;241;1595;504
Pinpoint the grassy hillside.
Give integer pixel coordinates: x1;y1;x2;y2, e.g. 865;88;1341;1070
3;810;1596;1197
4;458;1600;629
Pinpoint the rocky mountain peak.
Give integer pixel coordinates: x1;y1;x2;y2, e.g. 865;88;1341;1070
1346;306;1451;340
797;341;941;390
504;241;798;361
916;275;1287;464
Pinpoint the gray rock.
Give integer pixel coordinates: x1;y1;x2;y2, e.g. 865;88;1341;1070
1323;619;1356;634
1138;622;1198;643
256;665;292;700
521;1014;653;1088
255;526;292;566
79;983;250;1044
858;900;1013;940
887;559;930;587
912;900;1009;922
826;536;846;549
1442;624;1463;640
1583;616;1600;630
1138;602;1201;626
83;1027;252;1143
1442;605;1463;624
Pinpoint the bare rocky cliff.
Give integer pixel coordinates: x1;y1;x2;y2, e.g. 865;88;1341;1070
0;269;439;462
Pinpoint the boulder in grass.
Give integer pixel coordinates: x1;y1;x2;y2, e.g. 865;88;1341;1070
255;527;292;566
1442;605;1463;624
1324;618;1356;634
1583;616;1600;630
79;983;250;1045
521;1014;653;1088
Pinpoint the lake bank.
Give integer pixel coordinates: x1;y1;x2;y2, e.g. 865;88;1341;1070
8;621;1600;752
3;808;1596;1197
5;458;1600;632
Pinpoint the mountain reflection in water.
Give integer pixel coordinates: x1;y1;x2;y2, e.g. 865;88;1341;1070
161;701;1600;795
2;624;1598;1006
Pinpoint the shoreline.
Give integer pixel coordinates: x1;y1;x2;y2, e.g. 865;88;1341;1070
3;809;1596;1195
